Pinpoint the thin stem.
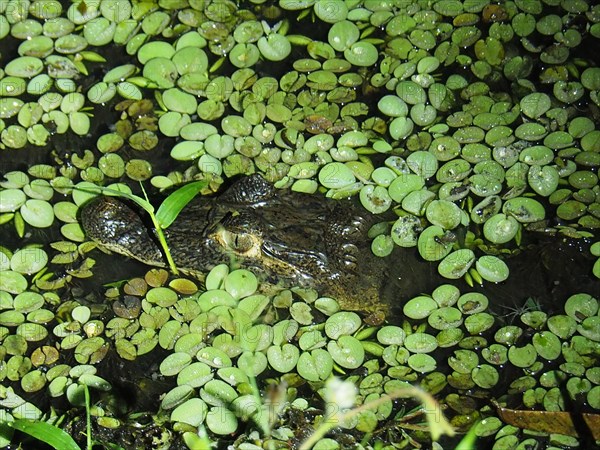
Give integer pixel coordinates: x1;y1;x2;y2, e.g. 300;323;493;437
149;214;179;275
248;375;270;436
139;183;179;276
83;384;92;450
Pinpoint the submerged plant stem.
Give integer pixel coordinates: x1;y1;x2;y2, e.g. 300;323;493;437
83;384;92;450
299;386;454;450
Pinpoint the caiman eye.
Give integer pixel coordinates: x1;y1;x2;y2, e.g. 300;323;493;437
222;230;254;253
233;233;254;252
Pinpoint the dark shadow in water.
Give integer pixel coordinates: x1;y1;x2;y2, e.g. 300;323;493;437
384;234;599;323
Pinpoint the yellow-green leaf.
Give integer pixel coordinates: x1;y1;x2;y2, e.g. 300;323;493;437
156;180;208;229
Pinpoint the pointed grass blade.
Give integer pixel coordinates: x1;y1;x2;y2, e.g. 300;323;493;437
9;419;81;450
156;180;208;229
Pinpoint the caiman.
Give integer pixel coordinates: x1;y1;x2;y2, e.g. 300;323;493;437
80;174;393;313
